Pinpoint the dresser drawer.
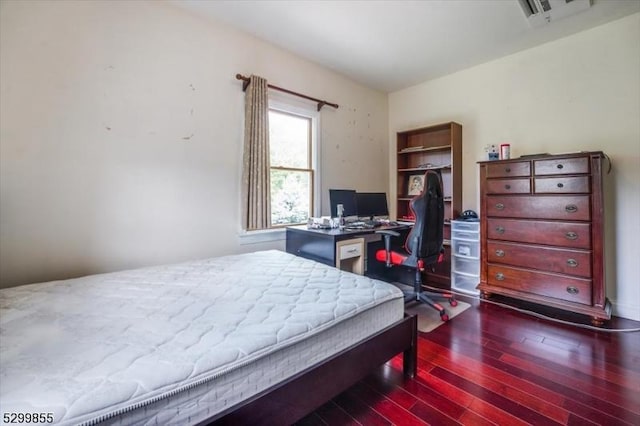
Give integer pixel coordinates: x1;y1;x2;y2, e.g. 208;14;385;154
487;218;591;249
486;161;530;178
486;178;531;194
487;265;591;305
487;241;592;278
486;195;591;221
534;176;590;194
534;156;589;175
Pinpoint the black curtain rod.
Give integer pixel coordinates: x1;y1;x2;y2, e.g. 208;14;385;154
235;74;339;112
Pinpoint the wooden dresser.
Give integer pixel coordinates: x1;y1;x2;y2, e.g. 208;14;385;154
477;152;611;325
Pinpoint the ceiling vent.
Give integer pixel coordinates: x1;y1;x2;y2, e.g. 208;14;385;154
518;0;593;27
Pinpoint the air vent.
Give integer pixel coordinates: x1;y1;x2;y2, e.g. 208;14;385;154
518;0;592;27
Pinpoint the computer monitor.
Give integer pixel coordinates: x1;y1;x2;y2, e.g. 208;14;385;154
356;192;389;219
329;189;358;218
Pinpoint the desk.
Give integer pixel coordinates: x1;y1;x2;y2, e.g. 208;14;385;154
285;224;409;275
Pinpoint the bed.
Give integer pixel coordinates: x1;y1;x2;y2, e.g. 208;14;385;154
0;250;416;425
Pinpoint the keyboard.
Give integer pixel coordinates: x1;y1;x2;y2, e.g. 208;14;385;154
345;219;392;230
345;221;373;230
363;220;383;228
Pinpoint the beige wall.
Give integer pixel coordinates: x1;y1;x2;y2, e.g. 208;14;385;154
0;0;388;286
389;13;640;320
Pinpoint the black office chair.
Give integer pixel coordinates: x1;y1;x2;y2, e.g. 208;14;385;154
375;170;457;321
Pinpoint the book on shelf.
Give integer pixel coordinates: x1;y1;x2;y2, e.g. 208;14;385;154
399;146;424;153
416;163;451;170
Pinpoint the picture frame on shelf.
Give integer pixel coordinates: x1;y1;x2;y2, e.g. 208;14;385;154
407;174;425;196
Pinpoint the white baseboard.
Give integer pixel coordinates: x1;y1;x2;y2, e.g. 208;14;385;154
610;300;640;322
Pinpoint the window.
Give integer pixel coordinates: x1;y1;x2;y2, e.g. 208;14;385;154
269;104;318;226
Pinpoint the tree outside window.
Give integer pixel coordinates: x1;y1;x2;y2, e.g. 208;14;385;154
269;109;314;226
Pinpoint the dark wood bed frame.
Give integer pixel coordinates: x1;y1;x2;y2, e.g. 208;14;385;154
204;313;418;425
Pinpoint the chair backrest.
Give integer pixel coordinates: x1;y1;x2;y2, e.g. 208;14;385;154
404;170;444;263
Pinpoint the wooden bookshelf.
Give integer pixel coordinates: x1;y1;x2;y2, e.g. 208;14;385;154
395;122;462;287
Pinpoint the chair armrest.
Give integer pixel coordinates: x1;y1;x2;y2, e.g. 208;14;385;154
375;230;401;252
375;230;401;267
375;230;401;238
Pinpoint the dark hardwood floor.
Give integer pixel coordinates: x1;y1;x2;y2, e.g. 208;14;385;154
298;298;640;425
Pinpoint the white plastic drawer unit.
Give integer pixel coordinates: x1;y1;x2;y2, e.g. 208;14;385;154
452;239;480;259
452;272;480;295
451;220;480;232
451;220;480;295
452;255;480;276
338;241;362;260
452;230;480;241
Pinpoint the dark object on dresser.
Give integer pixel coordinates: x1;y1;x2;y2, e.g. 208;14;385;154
477;151;611;326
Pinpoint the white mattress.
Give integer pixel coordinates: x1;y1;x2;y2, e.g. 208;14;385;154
0;250;404;425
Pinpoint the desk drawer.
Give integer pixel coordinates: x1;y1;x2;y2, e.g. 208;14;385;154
339;241;363;260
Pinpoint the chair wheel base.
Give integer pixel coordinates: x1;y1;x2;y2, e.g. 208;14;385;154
403;287;456;323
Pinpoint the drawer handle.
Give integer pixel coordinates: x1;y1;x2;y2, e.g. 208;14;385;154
347;248;358;253
495;203;505;210
566;286;579;295
495;249;505;257
565;204;578;213
505;167;511;173
565;231;578;240
557;183;564;188
496;226;505;234
496;273;505;281
557;164;564;169
505;184;511;190
567;258;578;267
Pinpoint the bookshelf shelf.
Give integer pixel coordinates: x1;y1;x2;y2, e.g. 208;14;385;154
398;145;451;154
398;165;451;172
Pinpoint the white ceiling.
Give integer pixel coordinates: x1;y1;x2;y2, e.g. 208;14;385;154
168;0;640;92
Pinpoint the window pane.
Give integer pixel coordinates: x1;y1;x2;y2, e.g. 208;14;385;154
271;169;311;225
269;110;310;168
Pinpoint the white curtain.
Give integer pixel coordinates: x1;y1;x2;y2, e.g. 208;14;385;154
241;75;271;230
